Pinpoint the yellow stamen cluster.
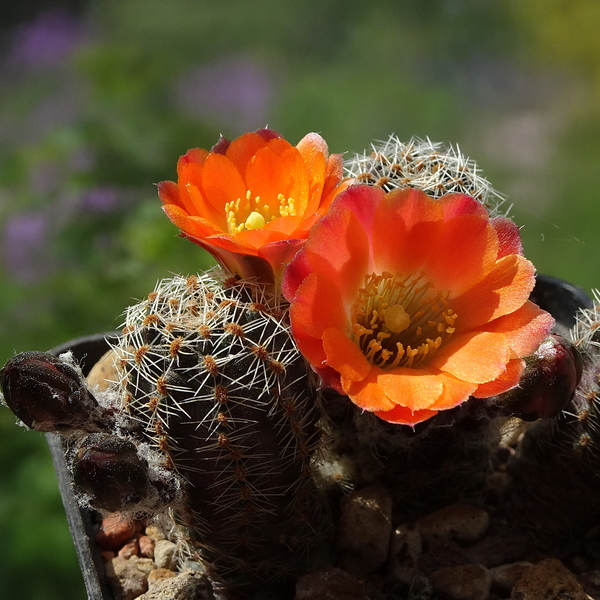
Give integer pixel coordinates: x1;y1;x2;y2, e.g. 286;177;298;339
351;271;457;370
225;191;297;234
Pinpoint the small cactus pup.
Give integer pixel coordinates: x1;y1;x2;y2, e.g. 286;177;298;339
0;270;330;597
507;293;600;545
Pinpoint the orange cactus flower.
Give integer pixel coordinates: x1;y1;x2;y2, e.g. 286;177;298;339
158;128;347;284
283;185;554;426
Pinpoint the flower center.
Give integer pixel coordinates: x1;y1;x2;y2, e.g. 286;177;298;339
225;190;297;234
351;271;457;370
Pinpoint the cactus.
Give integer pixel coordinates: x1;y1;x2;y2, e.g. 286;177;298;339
506;294;600;544
344;135;507;216
2;270;330;595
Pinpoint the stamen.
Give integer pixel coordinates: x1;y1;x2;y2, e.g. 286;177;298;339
351;271;457;370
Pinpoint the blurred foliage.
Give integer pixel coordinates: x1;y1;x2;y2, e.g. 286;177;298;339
1;0;600;597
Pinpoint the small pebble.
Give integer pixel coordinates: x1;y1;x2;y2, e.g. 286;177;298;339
147;568;178;585
336;484;393;576
418;504;490;544
144;524;166;542
295;567;369;600
138;535;155;559
118;538;140;560
137;571;213;600
489;561;532;592
96;515;140;551
154;539;178;570
429;563;491;600
105;556;149;600
512;558;593;600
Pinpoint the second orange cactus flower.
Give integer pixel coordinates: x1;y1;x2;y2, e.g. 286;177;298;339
158;128;348;285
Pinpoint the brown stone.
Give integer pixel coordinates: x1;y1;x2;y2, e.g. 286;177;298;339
418;504;490;544
336;484;393;576
87;348;120;391
512;558;593;600
118;538;140;560
295;567;369;600
96;515;140;551
489;561;532;593
429;563;491;600
138;571;213;599
147;568;178;585
139;535;156;559
105;556;149;600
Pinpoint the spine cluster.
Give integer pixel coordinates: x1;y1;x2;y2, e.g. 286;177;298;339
344;135;507;217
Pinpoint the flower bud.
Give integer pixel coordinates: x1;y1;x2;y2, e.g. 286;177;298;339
71;434;150;512
494;334;583;420
0;351;99;432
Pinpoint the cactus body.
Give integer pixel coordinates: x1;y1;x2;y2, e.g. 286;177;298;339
345;135;506;216
108;271;328;588
507;297;600;543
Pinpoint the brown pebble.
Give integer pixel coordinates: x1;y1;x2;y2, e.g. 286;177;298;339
418;504;490;544
147;568;178;585
138;535;155;559
489;561;532;592
101;550;117;561
429;563;491;600
295;567;369;600
118;539;140;560
96;515;140;551
512;558;592;600
104;556;149;600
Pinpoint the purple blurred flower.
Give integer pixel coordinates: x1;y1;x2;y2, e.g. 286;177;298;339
81;187;120;213
2;211;52;283
8;10;83;70
174;55;274;130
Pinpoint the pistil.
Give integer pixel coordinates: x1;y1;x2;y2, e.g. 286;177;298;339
225;190;298;234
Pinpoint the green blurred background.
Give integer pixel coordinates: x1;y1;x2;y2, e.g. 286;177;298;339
1;0;599;597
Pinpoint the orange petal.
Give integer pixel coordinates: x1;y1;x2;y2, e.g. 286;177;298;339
374;405;438;426
157;180;182;208
289;272;349;342
386;188;445;229
450;254;536;332
441;193;488;220
200;153;247;216
481;301;554;357
342;369;396;412
473;358;525;398
377;368;444;410
225;131;272;174
423;215;498;295
430;372;478;410
245;146;307;213
430;330;511;384
322;327;371;383
302;206;371;301
161;205;219;239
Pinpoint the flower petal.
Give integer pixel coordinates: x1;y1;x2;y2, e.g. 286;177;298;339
342;369;396;412
322;327;371;383
430;331;511;384
450;254;536;331
374;405;438;426
472;358;525;398
377;368;444;410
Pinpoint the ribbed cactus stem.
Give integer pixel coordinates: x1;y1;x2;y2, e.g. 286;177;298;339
110;270;329;588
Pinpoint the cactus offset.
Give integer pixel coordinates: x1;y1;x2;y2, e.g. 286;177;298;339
507;295;600;543
104;271;329;588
